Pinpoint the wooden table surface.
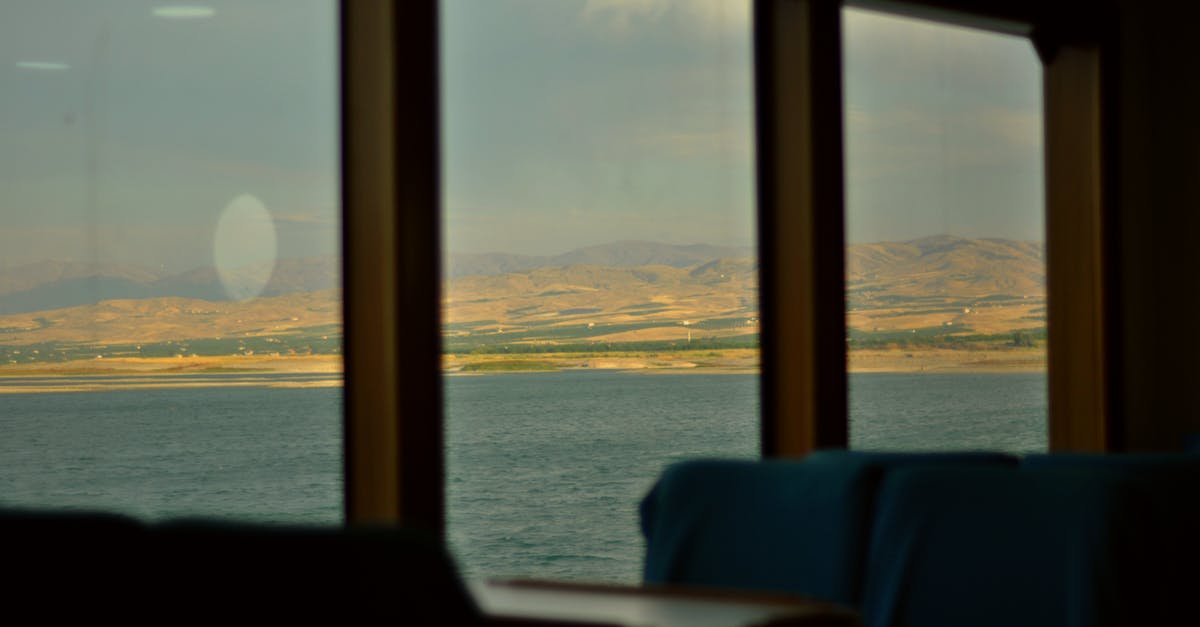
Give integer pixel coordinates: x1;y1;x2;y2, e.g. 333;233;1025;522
470;579;860;627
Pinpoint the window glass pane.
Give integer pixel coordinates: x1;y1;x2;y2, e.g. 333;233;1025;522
843;8;1046;453
0;1;342;523
441;0;757;582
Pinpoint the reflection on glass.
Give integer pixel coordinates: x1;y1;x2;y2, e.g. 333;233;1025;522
441;0;758;582
842;8;1047;453
0;1;342;523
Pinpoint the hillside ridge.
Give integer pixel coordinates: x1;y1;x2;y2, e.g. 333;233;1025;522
1;236;1046;364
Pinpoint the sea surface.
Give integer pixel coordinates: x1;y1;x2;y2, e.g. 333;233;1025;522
0;370;1046;583
0;374;344;524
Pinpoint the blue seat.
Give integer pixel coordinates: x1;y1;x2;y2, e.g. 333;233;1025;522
1020;453;1200;623
639;451;1015;604
0;508;146;618
1;509;480;622
1022;451;1200;472
148;519;480;622
860;466;1153;627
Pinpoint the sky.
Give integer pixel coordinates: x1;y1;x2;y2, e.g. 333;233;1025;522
1;0;1043;271
842;7;1043;244
0;0;339;272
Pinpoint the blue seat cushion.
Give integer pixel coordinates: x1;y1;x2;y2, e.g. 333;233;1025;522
861;466;1151;627
639;451;1015;603
1021;453;1200;621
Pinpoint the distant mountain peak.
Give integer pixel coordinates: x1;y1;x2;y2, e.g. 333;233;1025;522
847;235;1044;299
446;241;753;278
0;256;339;316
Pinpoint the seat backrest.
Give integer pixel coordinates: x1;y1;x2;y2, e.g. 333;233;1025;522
1022;451;1200;471
1;509;480;622
149;520;481;622
1021;453;1200;622
860;466;1151;627
3;508;146;618
639;451;1016;604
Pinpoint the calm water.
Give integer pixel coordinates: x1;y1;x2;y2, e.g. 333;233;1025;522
849;372;1048;453
0;378;343;524
445;372;761;582
0;371;1046;583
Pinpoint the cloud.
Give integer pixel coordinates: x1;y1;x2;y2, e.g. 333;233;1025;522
971;107;1042;148
273;209;339;229
843;6;1040;109
582;0;670;33
844;7;1033;71
581;0;749;37
846;104;1043;185
849;105;1041;148
443;203;753;256
633;128;752;159
0;224;214;271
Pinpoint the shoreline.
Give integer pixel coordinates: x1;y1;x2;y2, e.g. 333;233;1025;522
0;378;343;394
847;348;1046;374
442;347;1045;375
0;348;1046;392
0;354;343;376
0;355;343;393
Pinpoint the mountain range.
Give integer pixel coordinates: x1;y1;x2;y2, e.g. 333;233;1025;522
445;241;754;278
2;237;1045;314
0;237;1047;356
846;235;1044;301
0;257;340;316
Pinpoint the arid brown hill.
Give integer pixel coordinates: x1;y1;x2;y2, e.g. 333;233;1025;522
0;237;1045;350
445;241;753;278
444;259;758;333
847;235;1044;301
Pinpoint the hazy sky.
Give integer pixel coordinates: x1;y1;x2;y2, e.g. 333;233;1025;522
842;8;1043;244
443;1;1043;254
1;0;1043;270
442;0;757;256
0;0;339;272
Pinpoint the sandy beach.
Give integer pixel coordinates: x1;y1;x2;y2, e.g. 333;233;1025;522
442;349;760;374
444;346;1045;374
0;355;344;393
848;347;1045;373
0;354;343;376
0;346;1045;393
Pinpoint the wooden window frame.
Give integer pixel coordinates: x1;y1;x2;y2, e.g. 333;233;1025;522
755;0;849;456
1037;30;1116;452
340;0;1116;526
757;0;1115;457
342;1;443;529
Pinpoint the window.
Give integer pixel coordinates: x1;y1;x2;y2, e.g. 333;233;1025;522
754;1;1108;456
842;8;1048;453
440;0;758;582
1;1;342;523
2;0;1108;557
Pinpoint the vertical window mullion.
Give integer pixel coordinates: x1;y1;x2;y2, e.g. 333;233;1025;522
756;0;848;457
1042;42;1110;451
342;0;444;529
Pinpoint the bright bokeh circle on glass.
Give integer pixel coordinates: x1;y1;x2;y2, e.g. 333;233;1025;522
213;193;277;301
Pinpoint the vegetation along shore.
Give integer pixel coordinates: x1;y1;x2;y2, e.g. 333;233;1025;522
1;237;1047;387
